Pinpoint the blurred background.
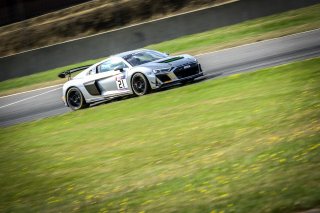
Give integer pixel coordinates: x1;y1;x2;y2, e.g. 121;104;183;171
0;0;226;57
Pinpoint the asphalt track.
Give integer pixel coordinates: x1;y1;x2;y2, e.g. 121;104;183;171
1;29;320;127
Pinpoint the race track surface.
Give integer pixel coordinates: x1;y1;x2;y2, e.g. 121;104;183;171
1;29;320;127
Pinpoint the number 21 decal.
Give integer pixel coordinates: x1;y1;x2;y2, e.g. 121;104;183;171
116;79;128;90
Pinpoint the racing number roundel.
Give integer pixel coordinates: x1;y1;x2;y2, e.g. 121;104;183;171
116;75;128;90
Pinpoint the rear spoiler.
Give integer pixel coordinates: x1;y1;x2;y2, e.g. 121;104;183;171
58;65;92;80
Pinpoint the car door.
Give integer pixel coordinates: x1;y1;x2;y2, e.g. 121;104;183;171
83;57;130;98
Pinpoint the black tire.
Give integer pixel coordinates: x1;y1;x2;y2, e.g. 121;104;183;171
66;87;89;110
131;73;151;96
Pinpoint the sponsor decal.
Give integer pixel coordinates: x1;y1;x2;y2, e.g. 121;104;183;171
115;75;126;81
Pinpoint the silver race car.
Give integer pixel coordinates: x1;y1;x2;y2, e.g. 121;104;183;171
59;49;203;110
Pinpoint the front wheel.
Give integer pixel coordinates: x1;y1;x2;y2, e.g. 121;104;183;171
66;87;89;110
131;73;150;96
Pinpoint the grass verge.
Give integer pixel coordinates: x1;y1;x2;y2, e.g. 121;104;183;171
0;3;320;96
0;58;319;212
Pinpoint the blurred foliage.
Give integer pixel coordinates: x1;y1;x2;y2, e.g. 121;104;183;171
0;0;227;56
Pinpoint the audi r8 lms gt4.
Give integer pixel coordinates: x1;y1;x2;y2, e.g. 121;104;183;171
59;49;203;110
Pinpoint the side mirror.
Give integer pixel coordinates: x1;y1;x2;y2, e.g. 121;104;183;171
114;66;124;72
88;69;95;75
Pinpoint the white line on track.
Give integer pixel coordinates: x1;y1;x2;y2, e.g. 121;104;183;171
0;87;61;109
0;84;63;99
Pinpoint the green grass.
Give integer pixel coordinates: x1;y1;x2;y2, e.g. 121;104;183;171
1;3;320;96
1;58;319;212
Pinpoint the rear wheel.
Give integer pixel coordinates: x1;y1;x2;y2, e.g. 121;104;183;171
131;73;150;96
66;87;89;110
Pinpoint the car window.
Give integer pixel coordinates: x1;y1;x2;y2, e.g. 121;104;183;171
123;50;167;66
96;58;128;73
111;58;128;70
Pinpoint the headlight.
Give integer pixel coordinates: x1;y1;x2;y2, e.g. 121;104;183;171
153;68;171;74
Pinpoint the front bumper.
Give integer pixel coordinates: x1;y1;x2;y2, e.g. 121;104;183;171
154;63;203;88
159;72;203;88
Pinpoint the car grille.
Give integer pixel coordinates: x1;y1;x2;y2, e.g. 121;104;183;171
156;74;171;83
174;63;199;79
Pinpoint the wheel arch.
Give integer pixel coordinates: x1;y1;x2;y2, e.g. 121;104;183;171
65;86;88;109
130;71;152;96
129;71;152;89
64;86;79;107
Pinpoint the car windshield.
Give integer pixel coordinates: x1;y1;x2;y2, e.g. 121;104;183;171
122;50;167;66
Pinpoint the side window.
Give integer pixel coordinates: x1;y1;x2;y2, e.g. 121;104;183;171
97;60;112;73
110;59;128;70
96;58;128;73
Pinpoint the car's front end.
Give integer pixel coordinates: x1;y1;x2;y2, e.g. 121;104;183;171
120;50;204;89
151;55;203;88
130;53;203;89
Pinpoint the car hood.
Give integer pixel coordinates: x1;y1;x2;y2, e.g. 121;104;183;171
136;54;196;69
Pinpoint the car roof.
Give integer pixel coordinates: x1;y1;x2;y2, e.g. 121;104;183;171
92;49;155;66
